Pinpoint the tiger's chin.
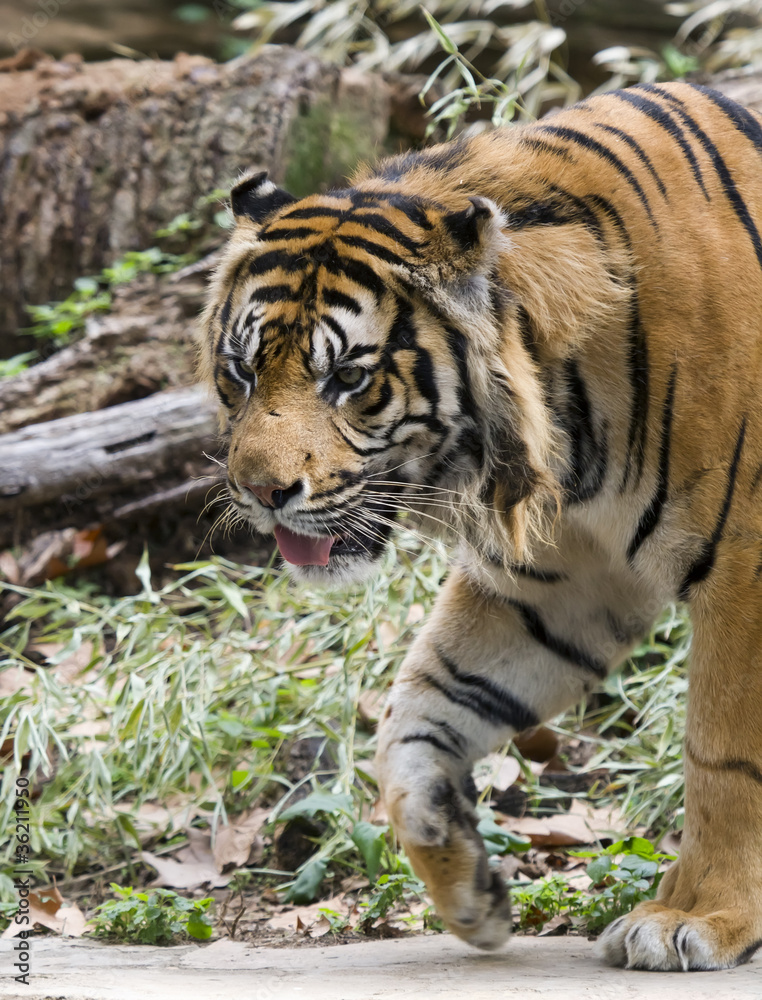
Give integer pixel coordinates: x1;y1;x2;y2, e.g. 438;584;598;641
286;549;387;587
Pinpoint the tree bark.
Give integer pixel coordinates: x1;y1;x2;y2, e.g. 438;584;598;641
0;47;392;345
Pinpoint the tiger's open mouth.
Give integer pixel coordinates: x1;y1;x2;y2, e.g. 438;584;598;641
273;512;396;570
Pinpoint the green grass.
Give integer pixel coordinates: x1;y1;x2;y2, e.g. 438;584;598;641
0;536;445;892
0;533;690;931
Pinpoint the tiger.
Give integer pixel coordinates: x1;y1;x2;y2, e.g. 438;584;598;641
198;80;762;971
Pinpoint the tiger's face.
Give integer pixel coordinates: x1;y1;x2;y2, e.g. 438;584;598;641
199;171;540;583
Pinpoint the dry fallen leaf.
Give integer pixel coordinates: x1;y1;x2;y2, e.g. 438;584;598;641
213;807;269;872
0;666;34;698
265;895;347;936
356;690;383;730
143;827;232;889
376;621;399;650
498;812;592;848
474;753;521;793
0;551;20;584
1;886;87;939
31;640;103;686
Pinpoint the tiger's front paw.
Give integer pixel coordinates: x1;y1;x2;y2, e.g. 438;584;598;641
383;773;512;951
596;901;762;971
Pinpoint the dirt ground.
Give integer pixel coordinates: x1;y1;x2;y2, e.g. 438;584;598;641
1;934;760;1000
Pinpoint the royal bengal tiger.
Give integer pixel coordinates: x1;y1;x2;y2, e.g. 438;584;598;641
199;81;762;971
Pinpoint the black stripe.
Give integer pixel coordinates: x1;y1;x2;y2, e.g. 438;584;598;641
517;305;542;370
322;251;387;304
249;249;303;277
362;378;393;418
671;925;686;964
444;325;479;422
507;187;604;241
635;83;687;108
335;425;388;457
370;140;467;181
425;717;468;754
249;284;295;304
537;124;656;224
322;288;362;314
349;212;424;255
751;463;762;493
337;234;408;267
345;343;378;362
592;122;668;199
627;366;677;560
684;84;762;154
652;93;762;273
259;226;322;242
213;362;233;409
737;938;762;966
521;136;576;162
507;600;608;677
216;259;247;352
545;185;607;243
559;359;608;504
413;344;439;415
389;296;417;351
686;739;762;786
610;89;709;200
321;313;348;350
382;192;435;230
515;565;566;584
621;289;650;491
679;419;747;599
258;318;290;336
428;651;539;732
279;205;346;221
400;733;462;758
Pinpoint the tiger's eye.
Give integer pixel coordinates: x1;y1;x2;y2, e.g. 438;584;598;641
235;358;257;380
336;367;364;386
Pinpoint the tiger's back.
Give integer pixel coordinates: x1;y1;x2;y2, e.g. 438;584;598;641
200;82;762;971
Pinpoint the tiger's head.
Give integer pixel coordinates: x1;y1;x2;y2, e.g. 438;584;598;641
198;168;561;584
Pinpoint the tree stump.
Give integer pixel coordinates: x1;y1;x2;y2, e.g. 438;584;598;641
0;47;392;343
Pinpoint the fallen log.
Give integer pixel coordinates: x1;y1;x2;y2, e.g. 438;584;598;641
0;386;220;534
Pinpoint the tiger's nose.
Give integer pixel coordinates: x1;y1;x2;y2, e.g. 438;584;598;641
243;481;303;509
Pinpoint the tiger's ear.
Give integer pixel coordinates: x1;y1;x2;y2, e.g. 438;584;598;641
407;195;509;326
442;196;496;253
231;170;297;225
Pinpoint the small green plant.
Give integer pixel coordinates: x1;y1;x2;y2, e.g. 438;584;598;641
511;872;583;930
0;351;37;378
90;884;214;944
510;836;675;933
572;836;676;934
0;900;19;932
318;906;350;934
419;10;576;137
19;186;232;351
357;872;426;931
25;277;112;346
23;249;190;347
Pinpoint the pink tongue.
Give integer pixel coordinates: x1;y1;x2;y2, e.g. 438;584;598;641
274;525;335;566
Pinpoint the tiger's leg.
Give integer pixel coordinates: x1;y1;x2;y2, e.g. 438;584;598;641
376;565;620;951
598;546;762;970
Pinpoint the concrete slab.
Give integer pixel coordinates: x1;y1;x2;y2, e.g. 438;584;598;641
1;934;760;1000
